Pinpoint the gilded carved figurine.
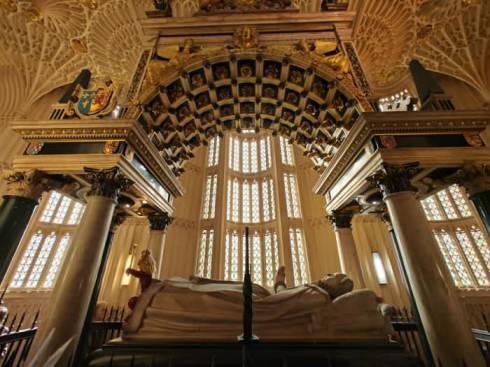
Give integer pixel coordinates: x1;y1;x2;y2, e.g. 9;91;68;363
126;250;157;310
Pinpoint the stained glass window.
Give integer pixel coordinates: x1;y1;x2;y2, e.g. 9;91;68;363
207;136;220;167
242;140;250;173
284;173;301;218
242;180;251;223
250;140;258;173
202;175;218;219
197;229;214;278
252;232;262;284
422;185;490;288
251;181;260;223
289;228;309;286
279;136;294;165
9;191;84;289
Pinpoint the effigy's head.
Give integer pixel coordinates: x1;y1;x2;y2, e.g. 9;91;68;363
138;249;156;276
316;273;354;300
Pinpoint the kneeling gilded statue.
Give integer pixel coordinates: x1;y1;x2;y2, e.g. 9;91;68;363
122;267;394;342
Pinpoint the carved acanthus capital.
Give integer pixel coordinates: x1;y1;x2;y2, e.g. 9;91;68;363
2;169;50;200
327;210;353;230
148;211;173;231
84;167;133;202
111;211;128;231
443;163;490;197
368;162;419;196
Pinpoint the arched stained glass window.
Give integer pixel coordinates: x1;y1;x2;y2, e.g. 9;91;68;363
421;184;490;288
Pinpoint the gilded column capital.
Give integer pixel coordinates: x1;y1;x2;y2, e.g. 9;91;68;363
148;211;173;231
444;163;490;196
327;210;353;230
368;162;419;196
2;168;50;201
84;167;133;202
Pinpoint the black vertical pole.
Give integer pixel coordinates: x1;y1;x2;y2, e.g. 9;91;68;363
242;226;253;342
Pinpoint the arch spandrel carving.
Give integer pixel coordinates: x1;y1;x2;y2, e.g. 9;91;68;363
137;49;368;176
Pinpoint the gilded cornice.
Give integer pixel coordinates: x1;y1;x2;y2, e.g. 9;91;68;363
9;119;184;198
314;110;490;195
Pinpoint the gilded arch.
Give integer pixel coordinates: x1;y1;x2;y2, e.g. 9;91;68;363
138;49;369;175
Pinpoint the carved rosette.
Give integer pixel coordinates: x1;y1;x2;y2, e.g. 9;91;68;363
2;169;49;200
84;167;133;202
368;163;419;196
327;211;353;230
148;211;173;231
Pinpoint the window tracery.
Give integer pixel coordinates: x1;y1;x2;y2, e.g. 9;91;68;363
9;191;85;289
421;184;490;288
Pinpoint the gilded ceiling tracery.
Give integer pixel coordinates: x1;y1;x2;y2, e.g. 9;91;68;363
352;0;490;101
0;0;488;122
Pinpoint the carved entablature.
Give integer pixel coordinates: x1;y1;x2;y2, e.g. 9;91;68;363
9;119;184;215
313;110;490;212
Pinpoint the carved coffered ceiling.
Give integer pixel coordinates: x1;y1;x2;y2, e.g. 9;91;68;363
352;0;490;101
138;50;361;175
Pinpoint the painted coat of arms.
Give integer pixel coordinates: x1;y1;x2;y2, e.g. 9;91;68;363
73;80;117;118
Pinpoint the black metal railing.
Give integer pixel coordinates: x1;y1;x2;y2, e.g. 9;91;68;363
0;311;39;367
86;306;125;354
473;328;490;366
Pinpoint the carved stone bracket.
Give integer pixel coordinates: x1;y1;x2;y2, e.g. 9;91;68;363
2;168;51;201
327;210;353;229
84;167;133;202
368;162;419;196
148;211;173;231
442;163;490;196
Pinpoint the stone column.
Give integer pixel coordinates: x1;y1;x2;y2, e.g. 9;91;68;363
148;211;173;277
328;211;365;289
370;163;485;367
29;167;132;367
0;169;48;283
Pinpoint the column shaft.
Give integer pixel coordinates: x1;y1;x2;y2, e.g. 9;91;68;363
385;191;485;366
148;230;166;277
0;196;38;283
333;228;365;289
30;195;116;366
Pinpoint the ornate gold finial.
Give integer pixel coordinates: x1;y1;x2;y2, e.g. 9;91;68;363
232;26;259;49
79;0;97;10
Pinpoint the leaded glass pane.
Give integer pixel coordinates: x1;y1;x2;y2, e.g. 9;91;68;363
210;175;217;219
26;232;57;288
421;196;443;221
197;230;207;276
224;233;230;280
10;231;44;288
40;192;62;223
202;175;212;219
448;185;472;218
264;232;274;287
67;202;84;225
53;196;72;224
207;136;216;167
231;231;239;281
262;179;270;222
252;232;262;284
470;226;490;270
289;228;300;286
455;227;489;286
206;230;214;278
242;140;250;173
433;231;462;286
259;138;267;172
273;232;279;273
251;181;260;223
269;178;276;220
43;233;71;288
232;179;240;222
250;140;258;173
437;190;458;219
242;181;251;223
435;230;473;287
